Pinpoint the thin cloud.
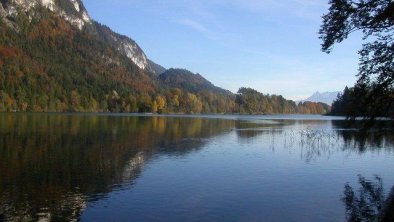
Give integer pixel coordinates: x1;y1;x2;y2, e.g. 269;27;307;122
177;18;214;37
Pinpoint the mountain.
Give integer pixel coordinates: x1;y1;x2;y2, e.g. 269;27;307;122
159;69;231;95
92;22;154;72
1;0;91;30
0;0;331;115
302;91;340;105
0;0;234;114
148;59;166;75
0;0;162;74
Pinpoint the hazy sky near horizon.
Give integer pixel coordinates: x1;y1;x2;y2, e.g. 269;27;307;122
83;0;363;100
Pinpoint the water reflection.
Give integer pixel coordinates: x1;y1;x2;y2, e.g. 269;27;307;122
343;176;394;222
333;122;394;151
0;114;393;221
234;119;394;162
0;114;234;221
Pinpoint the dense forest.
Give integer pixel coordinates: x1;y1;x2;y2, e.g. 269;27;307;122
0;5;330;115
330;86;394;118
235;88;330;114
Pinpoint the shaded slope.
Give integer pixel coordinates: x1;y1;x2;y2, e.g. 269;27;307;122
159;68;231;95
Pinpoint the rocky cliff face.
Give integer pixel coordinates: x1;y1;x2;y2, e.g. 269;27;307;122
0;0;164;74
1;0;91;29
93;22;151;71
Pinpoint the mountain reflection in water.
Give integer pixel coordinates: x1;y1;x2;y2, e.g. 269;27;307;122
0;114;233;221
0;114;393;221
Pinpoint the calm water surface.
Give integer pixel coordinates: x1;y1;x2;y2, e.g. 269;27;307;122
0;114;393;222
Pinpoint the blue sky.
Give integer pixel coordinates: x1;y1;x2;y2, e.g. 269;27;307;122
83;0;363;100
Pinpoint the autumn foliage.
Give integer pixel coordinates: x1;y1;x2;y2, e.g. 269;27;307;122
0;7;330;114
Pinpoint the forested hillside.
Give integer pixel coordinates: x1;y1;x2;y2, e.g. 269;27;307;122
0;1;330;115
235;88;331;114
0;9;155;112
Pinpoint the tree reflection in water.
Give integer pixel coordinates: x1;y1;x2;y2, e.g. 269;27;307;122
234;119;394;163
0;115;393;221
0;114;234;221
333;120;394;152
343;176;394;222
298;126;394;163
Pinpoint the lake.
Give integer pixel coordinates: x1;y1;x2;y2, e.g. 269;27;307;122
0;113;393;222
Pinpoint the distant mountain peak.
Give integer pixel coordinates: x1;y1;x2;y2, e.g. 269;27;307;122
302;91;340;105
